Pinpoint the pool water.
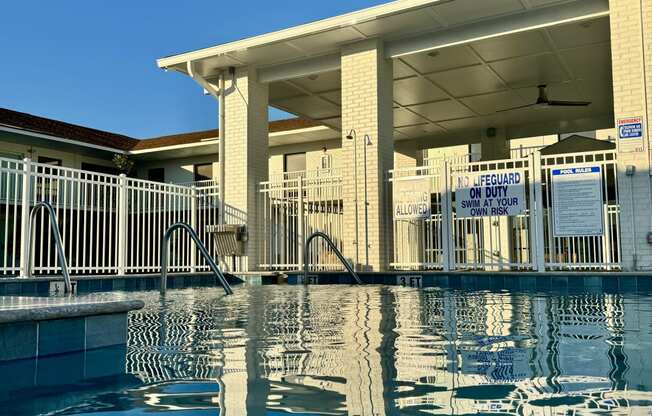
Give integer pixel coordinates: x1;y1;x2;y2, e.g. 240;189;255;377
3;284;652;415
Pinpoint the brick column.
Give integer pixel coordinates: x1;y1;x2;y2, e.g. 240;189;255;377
609;0;652;270
341;39;394;271
223;67;269;271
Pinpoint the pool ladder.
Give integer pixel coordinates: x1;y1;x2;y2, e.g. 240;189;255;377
304;231;363;285
160;222;233;295
25;201;73;294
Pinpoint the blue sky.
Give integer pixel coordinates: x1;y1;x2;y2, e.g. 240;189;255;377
0;0;386;139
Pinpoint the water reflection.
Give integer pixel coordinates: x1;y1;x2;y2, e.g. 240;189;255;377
120;285;652;415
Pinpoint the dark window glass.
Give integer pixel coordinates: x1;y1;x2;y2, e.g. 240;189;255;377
148;168;165;183
81;162;119;175
284;152;306;173
194;163;213;182
37;156;62;166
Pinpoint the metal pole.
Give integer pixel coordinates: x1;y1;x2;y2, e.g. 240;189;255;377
26;202;72;294
219;71;226;225
352;133;359;271
304;231;363;284
363;135;370;270
160;222;233;295
19;158;31;276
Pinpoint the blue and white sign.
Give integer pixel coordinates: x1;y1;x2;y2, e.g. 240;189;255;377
454;170;526;218
618;117;643;139
552;166;603;237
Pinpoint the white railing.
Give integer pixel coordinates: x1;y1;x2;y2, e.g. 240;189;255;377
0;157;221;277
390;150;621;272
540;151;620;270
259;169;344;271
424;153;479;167
510;145;546;159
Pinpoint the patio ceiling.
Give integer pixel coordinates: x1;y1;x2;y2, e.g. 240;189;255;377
269;15;613;143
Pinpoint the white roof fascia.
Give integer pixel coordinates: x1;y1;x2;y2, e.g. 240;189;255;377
156;0;444;69
128;140;219;155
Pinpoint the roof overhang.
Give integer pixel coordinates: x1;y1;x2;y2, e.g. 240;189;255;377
0;125;127;156
156;0;449;72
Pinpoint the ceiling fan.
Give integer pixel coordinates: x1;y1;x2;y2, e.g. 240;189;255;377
498;85;591;112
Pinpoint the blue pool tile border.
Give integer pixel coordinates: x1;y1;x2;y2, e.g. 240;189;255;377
288;272;652;294
0;273;252;297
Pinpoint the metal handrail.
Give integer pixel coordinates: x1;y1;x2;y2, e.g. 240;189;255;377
26;201;72;294
304;231;363;285
160;222;233;295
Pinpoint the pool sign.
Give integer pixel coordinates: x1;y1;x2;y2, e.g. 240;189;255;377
552;166;603;237
618;117;643;139
393;177;431;220
454;170;526;218
617;116;644;153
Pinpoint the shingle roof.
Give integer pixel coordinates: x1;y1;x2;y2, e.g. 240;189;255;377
0;107;322;152
133;118;320;151
0;107;138;150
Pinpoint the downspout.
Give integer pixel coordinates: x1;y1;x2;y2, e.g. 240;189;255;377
186;61;226;225
219;71;226;225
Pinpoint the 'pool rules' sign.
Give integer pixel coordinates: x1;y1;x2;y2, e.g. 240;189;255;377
552;166;603;237
454;170;526;218
393;177;431;219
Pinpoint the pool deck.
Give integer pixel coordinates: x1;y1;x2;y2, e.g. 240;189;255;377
0;295;144;362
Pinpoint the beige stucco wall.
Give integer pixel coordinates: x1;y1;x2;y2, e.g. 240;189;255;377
135;156;219;183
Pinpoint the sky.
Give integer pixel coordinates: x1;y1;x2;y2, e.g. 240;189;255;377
0;0;387;139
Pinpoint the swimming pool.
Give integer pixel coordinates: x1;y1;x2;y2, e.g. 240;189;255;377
2;283;652;415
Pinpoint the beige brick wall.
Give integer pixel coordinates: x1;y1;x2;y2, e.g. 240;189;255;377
268;139;342;176
341;39;394;271
224;67;269;271
609;0;652;270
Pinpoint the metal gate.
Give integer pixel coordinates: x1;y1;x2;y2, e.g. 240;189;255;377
390;150;621;271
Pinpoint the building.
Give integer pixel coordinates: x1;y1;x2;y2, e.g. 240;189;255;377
2;0;651;277
155;0;651;273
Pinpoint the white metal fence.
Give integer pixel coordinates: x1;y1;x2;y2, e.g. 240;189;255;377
259;169;344;271
0;157;220;277
391;150;621;271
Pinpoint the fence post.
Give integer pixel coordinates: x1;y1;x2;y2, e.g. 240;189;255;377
19;158;32;276
529;152;546;272
441;161;454;272
190;185;198;273
117;174;128;275
297;177;305;269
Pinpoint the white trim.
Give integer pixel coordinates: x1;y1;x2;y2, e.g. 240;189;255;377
0;125;127;154
258;54;341;84
156;0;445;68
268;125;333;137
128;139;219;155
386;0;610;58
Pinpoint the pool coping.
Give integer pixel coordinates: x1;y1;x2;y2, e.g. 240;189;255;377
0;299;144;324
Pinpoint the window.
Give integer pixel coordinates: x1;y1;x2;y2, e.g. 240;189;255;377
284;152;306;174
148;168;165;183
37;156;62;166
194;163;213;182
36;157;62;200
320;153;332;170
81;162;119;175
